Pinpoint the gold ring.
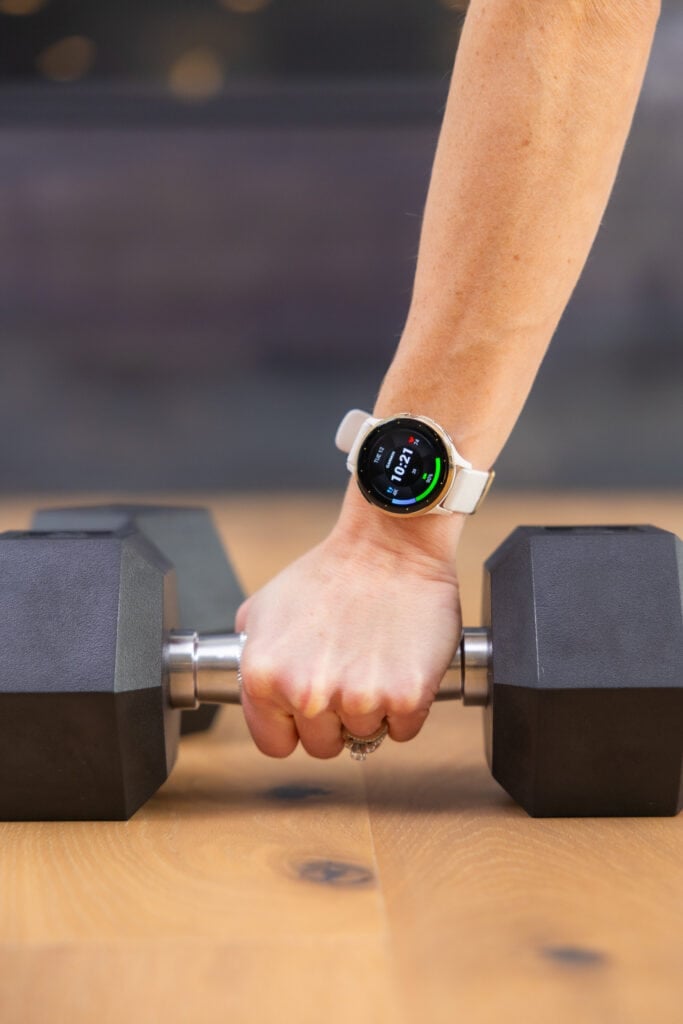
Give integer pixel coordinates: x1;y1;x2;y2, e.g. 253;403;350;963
341;720;389;761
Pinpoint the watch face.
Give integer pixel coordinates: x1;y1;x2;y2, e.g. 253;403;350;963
356;417;451;514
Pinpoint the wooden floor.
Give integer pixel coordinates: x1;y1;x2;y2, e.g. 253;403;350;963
0;492;681;1024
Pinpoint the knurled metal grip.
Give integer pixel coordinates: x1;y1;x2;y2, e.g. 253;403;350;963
165;628;492;709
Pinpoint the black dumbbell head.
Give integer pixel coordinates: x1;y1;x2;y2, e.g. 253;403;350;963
0;529;180;820
483;526;683;817
31;505;245;735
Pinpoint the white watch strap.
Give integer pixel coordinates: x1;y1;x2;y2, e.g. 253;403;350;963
335;409;373;453
335;409;378;473
441;467;494;514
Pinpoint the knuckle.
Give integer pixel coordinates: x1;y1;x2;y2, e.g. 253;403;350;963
243;648;332;717
385;674;432;717
287;678;330;718
339;687;382;719
242;651;281;702
386;694;418;718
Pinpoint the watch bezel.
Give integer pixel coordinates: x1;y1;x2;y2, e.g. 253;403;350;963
355;414;454;516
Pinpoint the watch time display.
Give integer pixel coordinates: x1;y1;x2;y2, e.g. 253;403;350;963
356;417;451;514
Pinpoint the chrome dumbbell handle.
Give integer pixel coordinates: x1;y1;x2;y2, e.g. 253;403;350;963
165;627;492;710
446;626;491;706
166;631;245;709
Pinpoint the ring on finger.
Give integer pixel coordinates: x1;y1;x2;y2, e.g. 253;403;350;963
341;719;389;762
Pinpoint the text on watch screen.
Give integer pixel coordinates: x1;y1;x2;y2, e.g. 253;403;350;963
359;423;448;510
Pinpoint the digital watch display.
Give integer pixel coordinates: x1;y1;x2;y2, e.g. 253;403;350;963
355;417;452;514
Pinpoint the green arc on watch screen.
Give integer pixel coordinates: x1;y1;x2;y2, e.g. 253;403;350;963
356;418;450;514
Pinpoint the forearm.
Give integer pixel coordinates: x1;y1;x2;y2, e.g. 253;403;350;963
375;0;659;470
238;1;661;756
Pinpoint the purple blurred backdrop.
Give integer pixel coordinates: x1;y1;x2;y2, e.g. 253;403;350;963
0;0;680;491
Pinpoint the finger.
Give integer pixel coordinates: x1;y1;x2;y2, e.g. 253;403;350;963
241;688;299;758
338;710;388;740
333;681;386;740
386;708;430;743
235;597;252;633
294;711;345;759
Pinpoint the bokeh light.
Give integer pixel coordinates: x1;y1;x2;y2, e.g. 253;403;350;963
0;0;48;15
36;36;96;81
168;48;224;101
218;0;272;13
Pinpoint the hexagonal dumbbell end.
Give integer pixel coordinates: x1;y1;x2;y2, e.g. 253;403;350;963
483;526;683;817
0;529;181;820
31;505;245;736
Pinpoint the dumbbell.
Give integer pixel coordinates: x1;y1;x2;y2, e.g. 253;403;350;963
0;516;681;820
166;523;683;818
0;512;243;822
31;504;246;736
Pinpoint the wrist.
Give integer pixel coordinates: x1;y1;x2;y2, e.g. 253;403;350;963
331;481;465;569
374;363;502;473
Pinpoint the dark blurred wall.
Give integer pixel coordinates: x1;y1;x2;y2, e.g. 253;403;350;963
0;0;680;492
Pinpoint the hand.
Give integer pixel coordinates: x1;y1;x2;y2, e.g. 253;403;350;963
235;493;463;758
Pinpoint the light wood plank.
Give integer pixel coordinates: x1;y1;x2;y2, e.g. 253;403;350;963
0;492;681;1024
364;708;683;1024
0;940;398;1024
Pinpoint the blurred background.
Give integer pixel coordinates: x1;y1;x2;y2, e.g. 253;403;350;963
0;0;680;493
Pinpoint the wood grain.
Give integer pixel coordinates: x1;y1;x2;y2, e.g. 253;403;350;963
0;492;681;1024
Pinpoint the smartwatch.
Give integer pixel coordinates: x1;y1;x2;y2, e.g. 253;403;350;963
336;409;494;516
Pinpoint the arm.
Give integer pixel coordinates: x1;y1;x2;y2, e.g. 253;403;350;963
236;0;660;758
376;0;659;469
